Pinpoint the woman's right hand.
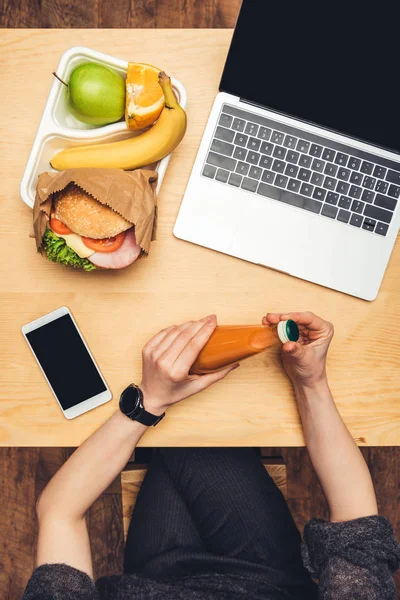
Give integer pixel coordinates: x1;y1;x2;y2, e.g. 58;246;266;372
263;311;334;388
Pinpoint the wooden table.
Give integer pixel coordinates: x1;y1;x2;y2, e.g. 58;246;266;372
1;30;399;447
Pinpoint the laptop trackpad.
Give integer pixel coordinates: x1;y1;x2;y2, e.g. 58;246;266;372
229;195;323;276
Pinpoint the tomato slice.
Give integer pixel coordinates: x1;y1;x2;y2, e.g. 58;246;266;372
50;215;72;235
82;231;125;253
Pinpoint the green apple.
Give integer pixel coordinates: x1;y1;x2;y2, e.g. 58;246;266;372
66;62;125;126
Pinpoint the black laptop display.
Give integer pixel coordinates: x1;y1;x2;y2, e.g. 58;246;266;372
220;0;400;154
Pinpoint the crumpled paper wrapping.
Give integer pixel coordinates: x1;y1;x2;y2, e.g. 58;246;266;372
33;167;158;254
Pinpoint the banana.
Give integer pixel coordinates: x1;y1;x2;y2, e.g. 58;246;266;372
51;72;187;171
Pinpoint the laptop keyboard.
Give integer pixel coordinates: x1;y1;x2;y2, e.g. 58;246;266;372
202;104;400;237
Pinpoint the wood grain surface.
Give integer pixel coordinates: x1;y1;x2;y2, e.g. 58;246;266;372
0;29;399;447
2;447;399;599
0;0;242;27
0;447;124;600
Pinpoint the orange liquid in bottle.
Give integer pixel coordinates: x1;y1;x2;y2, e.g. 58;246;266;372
190;321;299;375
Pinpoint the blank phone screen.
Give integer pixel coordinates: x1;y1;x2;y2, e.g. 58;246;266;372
26;314;107;410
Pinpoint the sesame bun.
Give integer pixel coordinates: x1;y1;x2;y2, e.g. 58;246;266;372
54;184;132;239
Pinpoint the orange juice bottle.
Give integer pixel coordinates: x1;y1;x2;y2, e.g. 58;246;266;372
190;320;299;374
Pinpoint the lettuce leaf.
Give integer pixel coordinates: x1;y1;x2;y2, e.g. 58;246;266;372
42;228;97;271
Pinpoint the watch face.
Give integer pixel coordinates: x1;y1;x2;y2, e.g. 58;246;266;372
121;386;140;415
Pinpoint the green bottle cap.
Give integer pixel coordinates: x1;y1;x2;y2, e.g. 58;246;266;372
277;320;300;343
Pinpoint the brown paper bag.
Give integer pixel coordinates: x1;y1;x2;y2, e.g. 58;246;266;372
33;168;158;254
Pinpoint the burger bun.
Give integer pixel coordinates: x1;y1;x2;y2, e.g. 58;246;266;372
54;184;132;239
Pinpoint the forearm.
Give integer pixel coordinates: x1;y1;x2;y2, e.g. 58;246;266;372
37;411;146;522
294;380;377;522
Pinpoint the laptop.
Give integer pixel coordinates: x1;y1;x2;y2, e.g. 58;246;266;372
174;0;400;301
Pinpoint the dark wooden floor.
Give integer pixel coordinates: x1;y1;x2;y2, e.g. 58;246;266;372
0;0;241;28
0;448;124;599
1;447;399;599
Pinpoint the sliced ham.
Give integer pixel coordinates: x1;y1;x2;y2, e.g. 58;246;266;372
88;228;141;269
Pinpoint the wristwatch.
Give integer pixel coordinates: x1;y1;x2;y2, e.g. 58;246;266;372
119;383;165;427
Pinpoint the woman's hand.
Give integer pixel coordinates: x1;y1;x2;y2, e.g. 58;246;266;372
263;311;334;388
140;315;239;415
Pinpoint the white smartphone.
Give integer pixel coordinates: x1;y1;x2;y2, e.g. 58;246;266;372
22;306;112;419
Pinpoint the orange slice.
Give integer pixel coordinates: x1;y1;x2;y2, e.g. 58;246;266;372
125;63;165;131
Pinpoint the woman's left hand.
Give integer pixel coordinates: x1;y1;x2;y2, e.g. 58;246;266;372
140;315;239;416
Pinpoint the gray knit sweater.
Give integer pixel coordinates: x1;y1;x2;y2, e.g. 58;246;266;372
22;516;400;600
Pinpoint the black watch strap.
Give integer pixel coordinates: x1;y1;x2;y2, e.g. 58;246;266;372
120;384;165;427
136;408;165;427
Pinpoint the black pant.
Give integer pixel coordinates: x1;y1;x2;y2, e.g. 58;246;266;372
124;448;317;597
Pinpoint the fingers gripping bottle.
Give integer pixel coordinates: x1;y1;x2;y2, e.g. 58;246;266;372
190;320;299;375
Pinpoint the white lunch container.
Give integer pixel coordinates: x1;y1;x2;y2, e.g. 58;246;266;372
20;46;188;208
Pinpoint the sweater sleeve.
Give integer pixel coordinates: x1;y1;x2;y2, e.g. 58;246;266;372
22;564;99;600
302;516;400;600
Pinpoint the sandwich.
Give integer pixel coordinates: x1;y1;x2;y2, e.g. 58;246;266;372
43;183;141;270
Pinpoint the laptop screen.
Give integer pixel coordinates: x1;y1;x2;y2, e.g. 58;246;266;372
220;0;400;154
